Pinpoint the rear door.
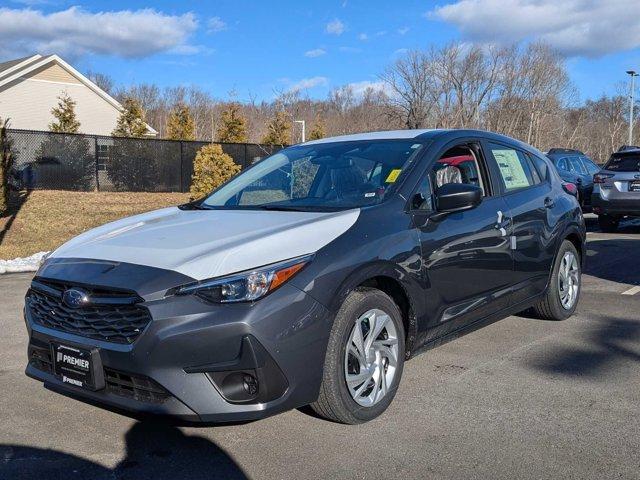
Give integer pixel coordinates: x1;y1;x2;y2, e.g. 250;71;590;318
485;141;556;304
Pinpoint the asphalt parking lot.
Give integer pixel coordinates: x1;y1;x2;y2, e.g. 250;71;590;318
1;215;639;480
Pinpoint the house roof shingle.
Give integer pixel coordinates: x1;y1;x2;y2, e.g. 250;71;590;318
0;56;34;74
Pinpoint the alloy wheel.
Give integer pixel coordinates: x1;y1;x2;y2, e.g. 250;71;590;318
344;308;399;407
558;251;579;310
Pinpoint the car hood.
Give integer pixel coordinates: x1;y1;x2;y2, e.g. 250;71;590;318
50;207;360;280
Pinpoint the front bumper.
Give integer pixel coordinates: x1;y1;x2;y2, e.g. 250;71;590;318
25;282;331;424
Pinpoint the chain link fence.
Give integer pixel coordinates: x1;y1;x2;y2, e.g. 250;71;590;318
6;129;283;192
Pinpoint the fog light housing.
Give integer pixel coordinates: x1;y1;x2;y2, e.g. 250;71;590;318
190;335;288;405
215;371;260;403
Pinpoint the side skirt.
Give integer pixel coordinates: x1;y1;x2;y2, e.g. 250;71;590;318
408;293;544;359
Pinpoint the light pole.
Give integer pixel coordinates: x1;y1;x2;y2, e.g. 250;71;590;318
627;70;638;145
294;120;306;143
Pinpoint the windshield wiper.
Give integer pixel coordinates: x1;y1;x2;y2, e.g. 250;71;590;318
258;204;311;212
179;202;211;210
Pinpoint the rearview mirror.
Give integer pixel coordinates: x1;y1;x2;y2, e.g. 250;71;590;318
435;183;482;213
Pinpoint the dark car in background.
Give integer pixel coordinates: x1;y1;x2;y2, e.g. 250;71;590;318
592;146;640;232
546;148;601;211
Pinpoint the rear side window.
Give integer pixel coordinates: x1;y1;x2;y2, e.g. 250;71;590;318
604;155;640;172
556;157;569;171
488;143;538;192
567;156;588;174
528;154;550;181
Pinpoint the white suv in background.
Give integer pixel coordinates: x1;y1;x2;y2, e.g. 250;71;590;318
592;146;640;232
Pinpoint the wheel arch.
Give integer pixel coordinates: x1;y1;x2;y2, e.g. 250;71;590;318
328;261;421;359
559;224;586;267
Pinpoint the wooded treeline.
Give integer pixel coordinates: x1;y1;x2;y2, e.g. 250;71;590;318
89;42;638;164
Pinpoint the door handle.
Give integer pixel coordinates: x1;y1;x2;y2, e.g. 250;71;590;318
495;210;511;236
544;197;555;209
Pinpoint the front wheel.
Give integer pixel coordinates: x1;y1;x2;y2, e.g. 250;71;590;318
310;288;405;424
532;240;581;320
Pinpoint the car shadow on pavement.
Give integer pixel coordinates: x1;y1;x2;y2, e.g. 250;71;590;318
524;315;640;378
0;421;248;480
584;238;640;285
585;214;640;234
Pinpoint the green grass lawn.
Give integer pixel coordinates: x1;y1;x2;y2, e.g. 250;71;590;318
0;190;189;260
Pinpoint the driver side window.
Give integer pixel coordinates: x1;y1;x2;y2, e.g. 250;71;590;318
411;143;487;211
432;145;486;195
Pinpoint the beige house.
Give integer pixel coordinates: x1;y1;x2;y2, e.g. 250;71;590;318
0;54;156;136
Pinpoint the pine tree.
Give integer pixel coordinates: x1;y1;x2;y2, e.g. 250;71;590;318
166;103;195;140
189;144;241;200
308;117;326;140
261;110;291;145
112;97;148;138
216;103;248;143
49;92;81;133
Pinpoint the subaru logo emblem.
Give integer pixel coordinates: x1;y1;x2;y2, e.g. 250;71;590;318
62;288;90;308
635;174;640;179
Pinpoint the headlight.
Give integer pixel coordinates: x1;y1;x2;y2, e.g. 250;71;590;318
174;255;312;303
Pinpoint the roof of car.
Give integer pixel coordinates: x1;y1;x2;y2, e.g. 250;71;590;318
303;129;449;145
546;148;584;156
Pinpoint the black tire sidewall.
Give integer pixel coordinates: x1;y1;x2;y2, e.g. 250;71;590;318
328;288;405;423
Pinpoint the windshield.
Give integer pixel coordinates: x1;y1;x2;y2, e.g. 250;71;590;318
200;140;425;211
604;154;640;172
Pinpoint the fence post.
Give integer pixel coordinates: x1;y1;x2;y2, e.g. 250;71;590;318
179;141;184;193
94;135;100;191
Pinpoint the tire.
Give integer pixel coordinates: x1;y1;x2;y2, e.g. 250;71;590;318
598;214;619;233
532;240;581;321
310;287;405;424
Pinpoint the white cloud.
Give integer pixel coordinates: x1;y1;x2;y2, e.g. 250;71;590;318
430;0;640;57
326;19;345;35
305;48;326;58
167;44;214;56
397;26;410;35
0;6;198;60
346;80;392;97
207;16;226;33
358;33;368;41
288;76;329;92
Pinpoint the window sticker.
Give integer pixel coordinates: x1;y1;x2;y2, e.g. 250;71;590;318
493;149;529;190
385;169;401;183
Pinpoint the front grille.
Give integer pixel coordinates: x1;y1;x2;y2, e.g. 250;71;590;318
105;368;170;403
26;279;151;344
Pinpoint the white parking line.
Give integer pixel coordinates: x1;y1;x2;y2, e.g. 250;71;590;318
621;285;640;296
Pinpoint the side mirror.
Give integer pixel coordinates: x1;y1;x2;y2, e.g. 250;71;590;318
435;183;482;213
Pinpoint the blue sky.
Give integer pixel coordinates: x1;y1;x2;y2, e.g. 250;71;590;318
2;0;640;102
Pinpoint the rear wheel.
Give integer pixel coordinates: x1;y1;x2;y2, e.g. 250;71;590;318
532;240;581;321
310;288;405;424
598;214;619;233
